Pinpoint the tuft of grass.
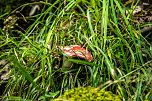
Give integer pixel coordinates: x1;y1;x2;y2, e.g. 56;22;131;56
0;0;151;101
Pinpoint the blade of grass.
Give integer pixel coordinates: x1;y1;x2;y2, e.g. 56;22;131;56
13;49;37;88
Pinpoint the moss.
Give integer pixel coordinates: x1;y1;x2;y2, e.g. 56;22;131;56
55;86;121;101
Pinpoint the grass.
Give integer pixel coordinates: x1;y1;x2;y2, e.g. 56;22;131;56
0;0;152;101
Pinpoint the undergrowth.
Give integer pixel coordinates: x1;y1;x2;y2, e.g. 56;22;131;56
0;0;152;101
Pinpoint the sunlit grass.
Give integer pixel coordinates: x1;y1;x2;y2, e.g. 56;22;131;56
0;0;152;101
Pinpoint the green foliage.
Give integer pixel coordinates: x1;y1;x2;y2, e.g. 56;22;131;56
55;86;121;101
0;0;152;101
